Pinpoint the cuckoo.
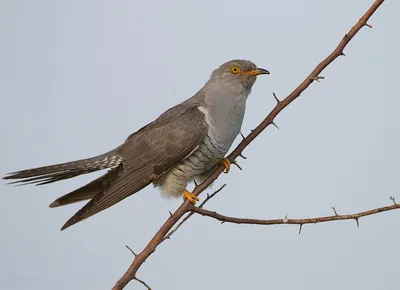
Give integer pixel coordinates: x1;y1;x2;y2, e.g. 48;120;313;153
3;59;269;230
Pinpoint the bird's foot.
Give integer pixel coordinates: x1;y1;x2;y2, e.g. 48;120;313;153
183;189;199;205
219;158;231;174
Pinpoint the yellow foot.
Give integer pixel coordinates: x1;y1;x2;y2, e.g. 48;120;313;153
183;189;199;205
219;158;231;174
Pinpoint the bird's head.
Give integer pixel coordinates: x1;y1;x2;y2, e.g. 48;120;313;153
209;59;270;93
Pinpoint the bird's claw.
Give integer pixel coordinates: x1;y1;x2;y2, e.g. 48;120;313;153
219;158;231;174
183;190;199;205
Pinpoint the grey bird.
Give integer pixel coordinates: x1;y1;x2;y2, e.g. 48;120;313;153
3;59;269;230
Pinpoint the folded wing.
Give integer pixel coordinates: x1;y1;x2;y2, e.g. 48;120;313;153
61;103;207;230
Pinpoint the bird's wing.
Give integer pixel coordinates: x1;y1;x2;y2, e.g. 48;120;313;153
61;103;207;230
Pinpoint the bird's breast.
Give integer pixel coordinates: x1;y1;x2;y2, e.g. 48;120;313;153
197;102;244;154
153;92;247;198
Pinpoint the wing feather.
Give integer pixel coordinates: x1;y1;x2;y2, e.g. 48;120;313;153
61;103;207;229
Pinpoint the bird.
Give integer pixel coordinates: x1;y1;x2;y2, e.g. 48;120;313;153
3;59;269;230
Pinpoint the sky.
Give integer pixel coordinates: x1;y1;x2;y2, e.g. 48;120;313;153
1;1;399;289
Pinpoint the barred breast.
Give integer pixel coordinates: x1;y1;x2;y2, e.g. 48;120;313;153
154;104;243;198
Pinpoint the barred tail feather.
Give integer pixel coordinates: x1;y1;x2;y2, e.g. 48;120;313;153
3;150;123;185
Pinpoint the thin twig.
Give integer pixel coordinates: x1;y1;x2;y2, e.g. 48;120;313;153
198;184;227;207
112;2;386;289
190;203;400;228
133;277;152;290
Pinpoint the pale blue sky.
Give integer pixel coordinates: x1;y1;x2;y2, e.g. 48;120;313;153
1;1;399;289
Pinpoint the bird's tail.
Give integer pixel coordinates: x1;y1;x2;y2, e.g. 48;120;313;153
48;169;116;208
3;150;123;186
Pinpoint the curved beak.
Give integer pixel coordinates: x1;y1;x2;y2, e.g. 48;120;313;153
242;68;270;76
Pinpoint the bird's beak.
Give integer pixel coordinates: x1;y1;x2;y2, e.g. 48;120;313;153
242;68;270;76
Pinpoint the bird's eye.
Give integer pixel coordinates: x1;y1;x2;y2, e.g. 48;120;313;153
230;66;241;74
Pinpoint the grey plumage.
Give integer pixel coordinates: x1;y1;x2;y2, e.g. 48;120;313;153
3;59;269;230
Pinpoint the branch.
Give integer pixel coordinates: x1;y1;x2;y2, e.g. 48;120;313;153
112;1;385;289
190;201;400;234
124;246;152;290
161;184;227;243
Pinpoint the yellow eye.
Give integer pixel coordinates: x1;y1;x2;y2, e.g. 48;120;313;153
230;66;241;74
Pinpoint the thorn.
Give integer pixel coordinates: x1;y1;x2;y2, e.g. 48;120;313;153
344;33;349;39
207;193;210;198
221;221;225;224
332;207;339;216
232;160;242;171
169;211;173;217
240;132;246;140
239;153;247;160
125;245;137;256
298;224;303;234
390;196;397;205
355;218;359;228
272;122;280;130
273;92;280;104
340;51;346;56
193;179;198;187
364;23;372;28
283;215;289;224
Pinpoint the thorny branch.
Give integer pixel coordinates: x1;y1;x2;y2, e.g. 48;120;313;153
113;1;386;289
189;200;400;234
124;246;151;290
161;184;227;243
122;184;226;289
